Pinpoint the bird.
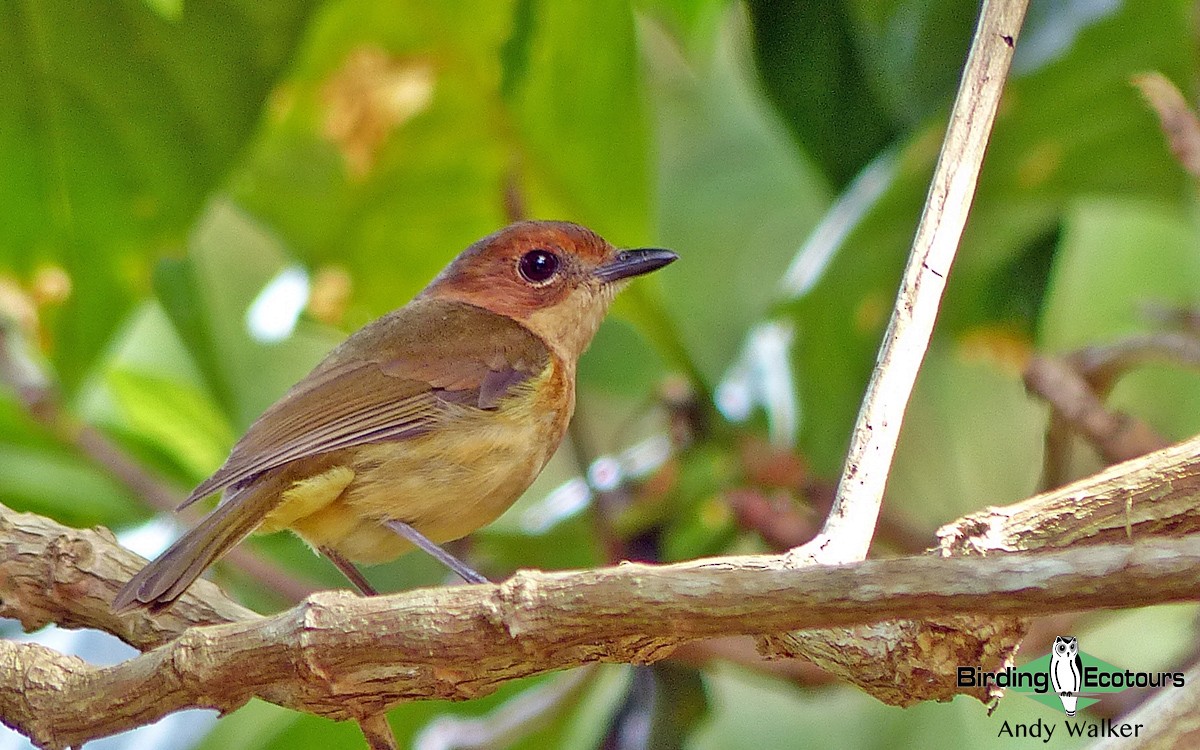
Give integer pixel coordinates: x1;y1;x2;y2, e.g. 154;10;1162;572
112;220;676;611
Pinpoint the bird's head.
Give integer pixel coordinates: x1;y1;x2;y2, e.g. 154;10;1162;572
421;221;677;360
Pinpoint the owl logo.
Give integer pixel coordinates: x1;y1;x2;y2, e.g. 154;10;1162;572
1050;636;1083;716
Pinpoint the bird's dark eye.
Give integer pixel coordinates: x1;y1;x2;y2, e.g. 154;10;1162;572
518;249;560;284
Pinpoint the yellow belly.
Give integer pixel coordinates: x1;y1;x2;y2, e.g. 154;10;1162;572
257;361;572;564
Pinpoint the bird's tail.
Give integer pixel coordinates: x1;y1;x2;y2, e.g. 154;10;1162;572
112;488;274;612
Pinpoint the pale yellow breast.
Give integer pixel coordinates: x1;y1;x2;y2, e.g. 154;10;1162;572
282;360;574;563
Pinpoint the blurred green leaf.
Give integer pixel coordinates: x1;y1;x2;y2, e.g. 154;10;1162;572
0;0;319;391
601;664;709;750
506;2;651;241
889;346;1045;527
1040;198;1200;350
153;255;239;419
142;0;184;21
635;0;730;51
106;368;235;480
844;0;978;126
0;440;139;527
745;0;898;186
231;1;699;396
177;201;342;428
645;8;831;382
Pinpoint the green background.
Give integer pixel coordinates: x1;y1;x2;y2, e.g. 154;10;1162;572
3;0;1198;748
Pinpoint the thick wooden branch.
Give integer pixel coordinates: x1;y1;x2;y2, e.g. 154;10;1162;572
937;432;1200;553
5;431;1200;747
757;430;1200;702
6;541;1200;747
0;504;254;651
4;531;1200;747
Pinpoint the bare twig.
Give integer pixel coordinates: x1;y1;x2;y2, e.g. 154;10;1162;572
1024;354;1169;473
796;0;1029;565
1070;331;1200;392
358;714;400;750
1026;331;1200;488
1088;659;1200;750
936;432;1200;553
1132;72;1200;179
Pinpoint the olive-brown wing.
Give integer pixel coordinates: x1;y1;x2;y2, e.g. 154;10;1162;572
181;300;550;507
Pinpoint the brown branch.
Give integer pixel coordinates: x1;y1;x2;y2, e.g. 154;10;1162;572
1024;331;1200;489
5;536;1200;749
937;432;1200;554
1024;354;1169;477
1089;659;1200;750
758;429;1200;700
7;428;1200;748
1133;72;1200;179
0;503;253;650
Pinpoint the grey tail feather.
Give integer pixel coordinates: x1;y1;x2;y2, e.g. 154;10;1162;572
112;489;270;612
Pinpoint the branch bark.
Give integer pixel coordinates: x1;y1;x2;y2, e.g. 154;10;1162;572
6;419;1200;750
0;320;318;604
3;534;1200;749
761;429;1200;703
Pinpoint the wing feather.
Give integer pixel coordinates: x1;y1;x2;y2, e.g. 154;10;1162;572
181;299;549;507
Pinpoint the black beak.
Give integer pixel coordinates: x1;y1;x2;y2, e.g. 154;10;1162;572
594;248;678;283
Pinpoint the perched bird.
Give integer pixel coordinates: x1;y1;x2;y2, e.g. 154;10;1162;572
113;221;676;611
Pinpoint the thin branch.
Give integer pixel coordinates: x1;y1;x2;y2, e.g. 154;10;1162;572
936;432;1200;553
761;426;1200;698
1070;331;1200;392
801;0;1029;565
1024;354;1169;475
1025;331;1200;489
358;713;400;750
1132;72;1200;179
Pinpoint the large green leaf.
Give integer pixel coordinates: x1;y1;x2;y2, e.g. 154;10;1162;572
0;0;319;391
645;8;831;382
844;0;979;127
745;0;899;187
231;0;672;369
182;202;342;428
0;440;139;527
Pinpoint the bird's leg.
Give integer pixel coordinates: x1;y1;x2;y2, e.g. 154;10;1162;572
319;546;379;596
383;520;490;584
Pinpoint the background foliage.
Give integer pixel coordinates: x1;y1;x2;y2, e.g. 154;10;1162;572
3;0;1198;748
